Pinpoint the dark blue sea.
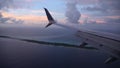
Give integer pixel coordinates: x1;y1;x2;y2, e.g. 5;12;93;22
0;24;120;68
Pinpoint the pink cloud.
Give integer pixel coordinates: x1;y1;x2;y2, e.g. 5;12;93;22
105;16;120;19
2;11;48;23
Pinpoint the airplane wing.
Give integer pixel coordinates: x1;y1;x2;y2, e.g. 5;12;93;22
44;8;120;64
0;35;97;50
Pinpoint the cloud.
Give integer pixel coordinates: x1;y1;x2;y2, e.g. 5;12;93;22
0;0;13;23
106;18;120;23
65;0;81;24
0;0;14;10
65;0;98;5
2;11;47;23
0;13;10;23
84;15;120;24
94;19;106;24
75;0;120;24
0;12;25;24
17;15;47;23
0;0;25;24
83;0;120;14
12;0;43;9
9;8;63;16
104;16;120;23
83;6;106;12
105;16;120;19
99;0;120;10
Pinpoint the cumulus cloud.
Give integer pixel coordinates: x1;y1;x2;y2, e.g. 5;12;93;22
73;0;120;24
65;0;81;24
64;0;103;24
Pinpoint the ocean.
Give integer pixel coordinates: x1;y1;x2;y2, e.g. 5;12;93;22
0;24;120;68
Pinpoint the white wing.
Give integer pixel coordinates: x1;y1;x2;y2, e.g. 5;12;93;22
44;8;120;64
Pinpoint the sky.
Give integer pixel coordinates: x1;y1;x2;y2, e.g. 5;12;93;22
0;0;120;25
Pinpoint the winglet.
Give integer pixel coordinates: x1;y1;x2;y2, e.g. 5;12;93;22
44;8;56;28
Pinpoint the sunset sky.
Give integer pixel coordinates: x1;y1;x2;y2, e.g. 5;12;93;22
0;0;120;24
